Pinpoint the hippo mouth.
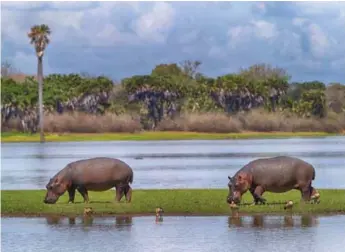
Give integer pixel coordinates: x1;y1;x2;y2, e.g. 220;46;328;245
43;198;58;204
43;191;60;204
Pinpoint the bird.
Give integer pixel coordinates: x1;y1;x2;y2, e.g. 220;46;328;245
155;207;164;223
155;207;164;217
284;200;294;210
229;201;239;210
311;192;320;204
84;207;94;217
229;201;240;218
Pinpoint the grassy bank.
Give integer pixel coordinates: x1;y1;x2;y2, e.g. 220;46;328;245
2;189;345;217
2;110;345;142
1;131;342;143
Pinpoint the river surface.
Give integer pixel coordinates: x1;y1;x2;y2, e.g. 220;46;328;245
1;137;345;190
2;215;345;252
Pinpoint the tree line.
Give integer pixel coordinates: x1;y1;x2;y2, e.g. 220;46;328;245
2;61;344;132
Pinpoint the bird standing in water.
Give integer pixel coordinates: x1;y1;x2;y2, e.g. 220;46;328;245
84;207;94;217
155;207;164;223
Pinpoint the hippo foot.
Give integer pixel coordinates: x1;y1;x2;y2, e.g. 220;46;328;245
256;199;266;205
68;201;74;204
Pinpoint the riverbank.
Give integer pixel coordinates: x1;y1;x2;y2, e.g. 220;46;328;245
1;131;342;143
2;189;345;217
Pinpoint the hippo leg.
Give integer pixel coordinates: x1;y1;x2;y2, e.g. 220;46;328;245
251;186;266;205
115;185;125;202
299;182;314;202
77;187;89;203
67;186;76;204
124;185;132;203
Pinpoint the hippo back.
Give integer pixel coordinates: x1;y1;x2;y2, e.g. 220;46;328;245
242;156;315;190
69;157;133;184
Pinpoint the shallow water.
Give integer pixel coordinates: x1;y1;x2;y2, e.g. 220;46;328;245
2;215;345;252
1;137;345;190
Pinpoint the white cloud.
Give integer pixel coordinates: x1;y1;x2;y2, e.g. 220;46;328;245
308;23;330;59
292;17;307;27
227;19;277;49
131;2;176;43
1;1;344;83
251;20;277;39
39;11;84;31
296;2;345;17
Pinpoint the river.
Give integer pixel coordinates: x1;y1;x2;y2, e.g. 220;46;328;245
1;137;345;251
1;136;345;190
2;215;345;252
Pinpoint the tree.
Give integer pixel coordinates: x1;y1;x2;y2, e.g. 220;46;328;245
27;24;51;143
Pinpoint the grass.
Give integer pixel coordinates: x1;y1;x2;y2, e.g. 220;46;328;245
1;189;345;217
1;131;341;143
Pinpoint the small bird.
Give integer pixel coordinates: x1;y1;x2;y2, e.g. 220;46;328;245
84;207;94;216
284;200;294;210
155;207;164;217
155;207;164;223
229;201;239;210
311;192;320;204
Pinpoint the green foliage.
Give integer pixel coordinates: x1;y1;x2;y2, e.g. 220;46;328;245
2;61;343;119
1;74;114;110
285;82;327;117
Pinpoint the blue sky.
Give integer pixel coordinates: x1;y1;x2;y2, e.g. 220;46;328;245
1;1;345;83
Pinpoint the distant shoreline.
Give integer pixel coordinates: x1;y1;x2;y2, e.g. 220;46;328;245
2;189;345;217
1;131;343;143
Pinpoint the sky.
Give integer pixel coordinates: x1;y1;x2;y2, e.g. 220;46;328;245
1;1;345;83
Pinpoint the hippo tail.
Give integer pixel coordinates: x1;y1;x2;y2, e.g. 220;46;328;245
312;168;315;180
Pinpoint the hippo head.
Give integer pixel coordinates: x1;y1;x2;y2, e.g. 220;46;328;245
227;173;251;205
43;177;69;204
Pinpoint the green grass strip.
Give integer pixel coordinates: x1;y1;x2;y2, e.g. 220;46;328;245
1;189;345;217
1;131;341;143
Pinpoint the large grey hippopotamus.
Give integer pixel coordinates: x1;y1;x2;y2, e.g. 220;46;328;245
227;156;318;205
44;157;134;204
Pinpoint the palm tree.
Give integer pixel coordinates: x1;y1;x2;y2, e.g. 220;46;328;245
27;24;51;143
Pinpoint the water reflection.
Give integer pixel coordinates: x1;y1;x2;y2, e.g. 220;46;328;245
228;215;319;229
2;215;345;252
45;215;134;230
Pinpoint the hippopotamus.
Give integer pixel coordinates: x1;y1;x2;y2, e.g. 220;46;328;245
44;157;134;204
226;156;318;205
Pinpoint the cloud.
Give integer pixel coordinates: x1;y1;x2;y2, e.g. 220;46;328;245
1;1;345;83
131;2;176;43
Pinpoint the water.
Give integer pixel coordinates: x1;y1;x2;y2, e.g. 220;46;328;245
1;137;345;190
2;215;345;252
